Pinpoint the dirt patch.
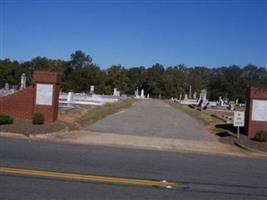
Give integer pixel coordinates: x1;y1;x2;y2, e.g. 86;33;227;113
58;105;95;129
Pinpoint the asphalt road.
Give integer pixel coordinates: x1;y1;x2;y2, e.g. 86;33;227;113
0;137;266;200
89;100;214;141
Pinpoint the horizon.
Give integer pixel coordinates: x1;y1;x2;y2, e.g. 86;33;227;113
0;0;266;68
0;54;265;69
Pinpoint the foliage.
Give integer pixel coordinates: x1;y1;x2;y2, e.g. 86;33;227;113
0;114;14;125
254;131;267;142
0;50;266;100
32;112;45;125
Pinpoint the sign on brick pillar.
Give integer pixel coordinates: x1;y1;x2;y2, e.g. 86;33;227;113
33;71;60;122
246;87;267;139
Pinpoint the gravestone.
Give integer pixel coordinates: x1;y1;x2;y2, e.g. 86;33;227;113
20;73;26;90
89;85;95;95
135;88;139;98
193;91;197;99
67;92;74;104
189;85;192;99
5;83;9;91
179;94;182;101
246;87;267;139
219;96;224;106
184;94;188;100
141;89;144;98
113;88;117;96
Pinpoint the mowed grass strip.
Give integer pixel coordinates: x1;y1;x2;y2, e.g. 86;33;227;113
165;100;217;125
81;99;137;126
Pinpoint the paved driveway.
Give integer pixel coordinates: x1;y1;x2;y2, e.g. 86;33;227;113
88;100;215;141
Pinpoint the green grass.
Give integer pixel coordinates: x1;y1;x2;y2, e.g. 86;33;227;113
81;99;137;126
165;100;217;125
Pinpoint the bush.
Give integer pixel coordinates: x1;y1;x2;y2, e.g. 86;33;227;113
32;112;45;125
254;130;267;142
0;114;14;125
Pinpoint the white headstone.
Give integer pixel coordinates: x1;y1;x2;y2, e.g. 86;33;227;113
189;85;192;99
200;89;207;102
20;73;26;90
4;83;9;91
135;88;139;97
147;93;150;99
219;96;224;106
141;89;144;98
193;91;197;99
184;94;188;100
67;92;74;103
113;88;117;96
90;85;95;95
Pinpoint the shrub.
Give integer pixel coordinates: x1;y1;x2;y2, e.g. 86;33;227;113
32;112;45;125
0;114;14;125
254;130;267;142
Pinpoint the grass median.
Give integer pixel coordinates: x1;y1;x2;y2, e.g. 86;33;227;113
81;99;137;126
165;100;217;125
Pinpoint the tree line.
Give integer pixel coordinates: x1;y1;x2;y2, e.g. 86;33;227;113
0;50;266;102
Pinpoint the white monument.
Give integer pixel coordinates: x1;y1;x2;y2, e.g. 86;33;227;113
189;85;192;99
141;89;145;98
89;85;95;95
193;91;197;99
20;73;26;90
184;94;188;100
67;92;74;103
179;94;182;101
113;88;117;96
4;83;9;91
219;96;224;106
135;88;139;98
113;88;120;96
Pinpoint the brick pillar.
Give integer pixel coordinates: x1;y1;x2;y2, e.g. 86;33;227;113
246;87;267;139
33;71;60;122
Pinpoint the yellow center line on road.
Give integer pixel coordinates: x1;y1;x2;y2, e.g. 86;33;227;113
0;166;177;189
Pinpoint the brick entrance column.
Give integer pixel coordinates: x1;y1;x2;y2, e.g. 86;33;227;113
246;87;267;139
33;71;60;122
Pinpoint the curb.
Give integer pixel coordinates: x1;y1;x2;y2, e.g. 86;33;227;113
234;140;267;155
0;132;28;139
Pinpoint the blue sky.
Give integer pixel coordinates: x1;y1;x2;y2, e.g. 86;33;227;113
0;0;266;68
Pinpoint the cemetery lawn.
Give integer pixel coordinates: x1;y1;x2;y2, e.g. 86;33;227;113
165;100;218;125
80;99;137;126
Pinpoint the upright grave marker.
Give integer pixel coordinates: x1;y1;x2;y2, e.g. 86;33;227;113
246;87;267;139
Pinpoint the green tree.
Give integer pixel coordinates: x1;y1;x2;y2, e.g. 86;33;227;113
69;50;93;70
